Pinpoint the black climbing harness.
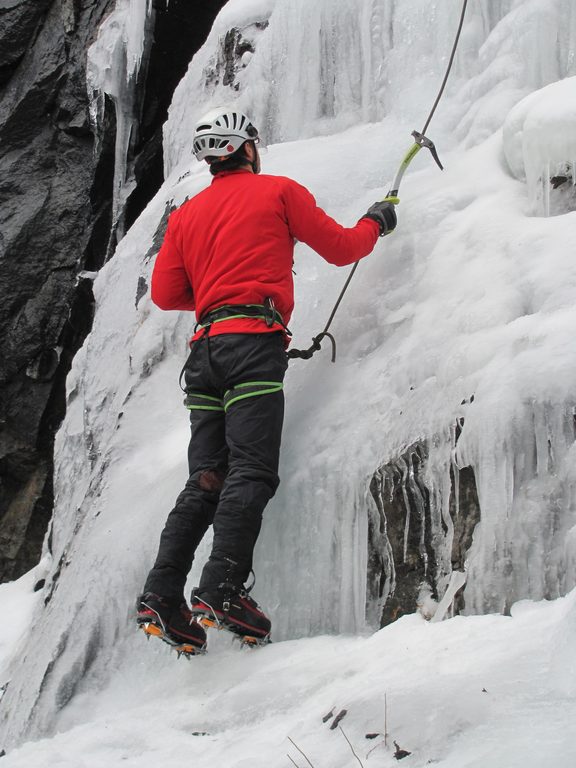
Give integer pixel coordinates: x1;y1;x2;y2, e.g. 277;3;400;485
178;298;290;392
288;0;469;364
195;298;290;335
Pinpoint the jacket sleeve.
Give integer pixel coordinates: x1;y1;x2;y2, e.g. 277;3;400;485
281;179;380;266
150;211;195;311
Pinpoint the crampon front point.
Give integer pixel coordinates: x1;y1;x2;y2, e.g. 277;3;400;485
136;594;207;658
197;613;271;648
138;619;207;658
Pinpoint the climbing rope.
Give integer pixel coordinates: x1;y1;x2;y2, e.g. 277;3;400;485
288;0;469;363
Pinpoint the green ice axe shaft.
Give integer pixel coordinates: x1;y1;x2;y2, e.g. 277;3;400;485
287;132;445;362
383;130;444;204
288;0;466;363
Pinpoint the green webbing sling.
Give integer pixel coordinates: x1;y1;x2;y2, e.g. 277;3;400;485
185;381;284;413
184;392;225;412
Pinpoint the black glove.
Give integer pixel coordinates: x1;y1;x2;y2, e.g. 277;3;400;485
362;201;397;237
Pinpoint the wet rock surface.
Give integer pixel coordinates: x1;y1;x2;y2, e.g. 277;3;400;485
0;0;228;583
0;0;115;583
367;437;480;627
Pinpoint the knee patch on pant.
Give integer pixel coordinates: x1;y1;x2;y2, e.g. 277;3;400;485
197;468;227;492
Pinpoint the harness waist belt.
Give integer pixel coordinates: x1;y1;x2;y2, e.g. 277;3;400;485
197;300;290;333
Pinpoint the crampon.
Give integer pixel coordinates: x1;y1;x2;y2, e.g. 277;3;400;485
138;620;206;658
191;592;272;648
198;612;271;648
137;594;207;658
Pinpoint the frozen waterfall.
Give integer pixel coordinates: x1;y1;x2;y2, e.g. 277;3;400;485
1;0;576;751
87;0;154;243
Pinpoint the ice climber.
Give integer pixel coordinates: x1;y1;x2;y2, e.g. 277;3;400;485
136;107;397;654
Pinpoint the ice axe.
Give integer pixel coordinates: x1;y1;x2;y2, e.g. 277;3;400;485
288;0;468;363
383;130;444;205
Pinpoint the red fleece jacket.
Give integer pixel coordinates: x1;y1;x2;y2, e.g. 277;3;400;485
151;170;379;340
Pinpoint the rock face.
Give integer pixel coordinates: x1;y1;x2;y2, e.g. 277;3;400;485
124;0;229;232
367;436;481;627
0;0;116;583
0;0;228;583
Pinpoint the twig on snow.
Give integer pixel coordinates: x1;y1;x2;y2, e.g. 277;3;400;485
384;693;388;748
366;738;386;759
339;726;365;768
287;736;316;768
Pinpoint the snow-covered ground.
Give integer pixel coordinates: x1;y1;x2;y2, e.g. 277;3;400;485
2;575;576;768
2;0;576;760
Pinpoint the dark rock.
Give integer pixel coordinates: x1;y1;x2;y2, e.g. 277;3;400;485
135;276;148;309
0;0;115;584
548;165;576;215
393;741;411;760
123;0;230;233
368;429;480;626
0;1;52;87
0;0;231;583
143;198;174;263
205;20;269;93
330;709;347;730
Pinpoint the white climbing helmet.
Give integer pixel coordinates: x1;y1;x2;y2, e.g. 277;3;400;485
192;107;259;161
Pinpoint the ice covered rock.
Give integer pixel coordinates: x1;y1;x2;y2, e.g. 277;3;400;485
503;76;576;216
368;438;480;627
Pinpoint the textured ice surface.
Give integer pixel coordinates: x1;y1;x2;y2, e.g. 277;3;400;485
164;0;576;174
2;0;576;752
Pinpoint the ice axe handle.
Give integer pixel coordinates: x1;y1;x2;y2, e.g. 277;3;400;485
382;130;444;205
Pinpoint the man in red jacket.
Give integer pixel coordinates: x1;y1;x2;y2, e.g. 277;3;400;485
137;107;396;654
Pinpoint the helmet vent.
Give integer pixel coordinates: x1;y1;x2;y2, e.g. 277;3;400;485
193;109;258;161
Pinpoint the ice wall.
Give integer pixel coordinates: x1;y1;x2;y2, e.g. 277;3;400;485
2;0;576;750
164;0;477;173
164;0;576;175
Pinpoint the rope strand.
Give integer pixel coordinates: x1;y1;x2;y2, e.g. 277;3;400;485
288;0;469;363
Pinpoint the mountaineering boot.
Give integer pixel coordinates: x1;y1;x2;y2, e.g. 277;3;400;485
190;587;271;645
136;592;207;656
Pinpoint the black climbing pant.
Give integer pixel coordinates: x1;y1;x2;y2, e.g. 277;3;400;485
143;332;288;602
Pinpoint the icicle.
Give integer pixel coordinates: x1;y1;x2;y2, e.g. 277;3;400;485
399;457;411;564
86;0;154;243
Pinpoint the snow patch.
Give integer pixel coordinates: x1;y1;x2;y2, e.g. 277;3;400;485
503;76;576;215
2;593;576;767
